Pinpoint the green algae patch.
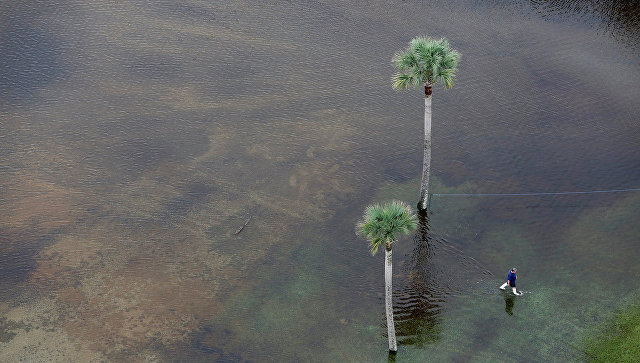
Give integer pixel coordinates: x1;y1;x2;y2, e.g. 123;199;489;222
0;317;27;343
585;303;640;362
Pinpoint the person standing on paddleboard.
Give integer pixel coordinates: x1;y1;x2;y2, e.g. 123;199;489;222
500;267;522;296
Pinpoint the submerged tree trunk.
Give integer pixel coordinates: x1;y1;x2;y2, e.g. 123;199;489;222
385;245;397;351
418;85;433;211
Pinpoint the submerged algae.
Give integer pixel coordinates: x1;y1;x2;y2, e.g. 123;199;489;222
585;303;640;362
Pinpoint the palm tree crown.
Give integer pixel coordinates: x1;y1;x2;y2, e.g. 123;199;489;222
392;37;460;90
357;201;418;255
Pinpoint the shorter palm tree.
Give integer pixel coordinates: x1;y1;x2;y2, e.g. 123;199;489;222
356;200;417;352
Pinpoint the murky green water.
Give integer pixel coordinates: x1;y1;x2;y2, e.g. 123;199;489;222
1;0;639;361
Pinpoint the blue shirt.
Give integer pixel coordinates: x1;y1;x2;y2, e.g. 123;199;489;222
507;271;516;286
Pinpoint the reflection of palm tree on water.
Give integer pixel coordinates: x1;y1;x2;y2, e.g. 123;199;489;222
394;212;498;345
395;211;443;346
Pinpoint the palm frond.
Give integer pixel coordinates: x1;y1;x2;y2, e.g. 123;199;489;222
392;36;461;90
393;73;420;90
392;49;418;71
356;201;418;255
439;69;455;89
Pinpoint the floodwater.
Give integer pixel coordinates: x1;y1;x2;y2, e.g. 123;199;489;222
1;0;639;361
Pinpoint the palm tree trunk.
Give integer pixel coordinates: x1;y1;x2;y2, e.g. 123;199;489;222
385;245;397;351
418;85;432;211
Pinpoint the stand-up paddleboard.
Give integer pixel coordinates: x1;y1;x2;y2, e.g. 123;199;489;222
502;290;530;295
499;286;530;295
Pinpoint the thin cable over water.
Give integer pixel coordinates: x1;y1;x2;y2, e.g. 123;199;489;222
431;187;640;197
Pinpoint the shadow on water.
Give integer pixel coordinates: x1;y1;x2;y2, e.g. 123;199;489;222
504;293;515;316
161;324;243;363
526;0;640;47
0;230;56;294
162;182;218;223
0;17;67;104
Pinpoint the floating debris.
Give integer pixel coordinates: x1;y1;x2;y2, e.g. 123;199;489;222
233;215;252;235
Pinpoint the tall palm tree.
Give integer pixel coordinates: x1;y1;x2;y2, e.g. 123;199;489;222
393;36;461;211
356;201;417;352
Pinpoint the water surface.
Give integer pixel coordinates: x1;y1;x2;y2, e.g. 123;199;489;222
1;0;639;361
